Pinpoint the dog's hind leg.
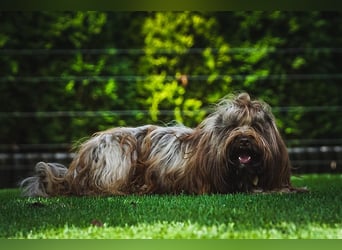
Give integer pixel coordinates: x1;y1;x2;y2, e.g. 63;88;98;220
20;162;68;197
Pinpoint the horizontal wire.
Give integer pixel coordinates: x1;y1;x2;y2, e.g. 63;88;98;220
1;157;341;170
1;74;342;82
0;110;160;118
0;106;341;118
1;142;342;152
1;47;342;55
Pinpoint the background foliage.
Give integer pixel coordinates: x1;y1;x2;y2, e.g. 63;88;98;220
0;11;341;147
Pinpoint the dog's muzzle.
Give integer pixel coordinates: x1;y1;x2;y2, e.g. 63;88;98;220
229;136;261;171
228;135;263;190
237;138;253;166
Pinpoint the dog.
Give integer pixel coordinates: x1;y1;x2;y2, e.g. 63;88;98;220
21;93;306;197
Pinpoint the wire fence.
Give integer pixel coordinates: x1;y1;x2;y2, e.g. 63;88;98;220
1;105;342;119
1;47;341;187
2;74;342;83
2;47;342;55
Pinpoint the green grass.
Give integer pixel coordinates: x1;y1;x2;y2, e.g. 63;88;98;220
0;174;341;239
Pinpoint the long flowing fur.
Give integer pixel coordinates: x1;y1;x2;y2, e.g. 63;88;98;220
21;93;306;197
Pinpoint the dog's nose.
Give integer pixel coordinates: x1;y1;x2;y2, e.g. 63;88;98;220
239;138;250;147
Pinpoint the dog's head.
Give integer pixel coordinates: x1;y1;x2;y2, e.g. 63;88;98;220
211;93;292;192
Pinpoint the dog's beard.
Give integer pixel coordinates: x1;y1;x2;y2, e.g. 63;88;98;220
227;132;265;192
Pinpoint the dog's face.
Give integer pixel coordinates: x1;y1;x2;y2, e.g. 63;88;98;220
228;128;263;173
226;126;266;192
215;93;288;192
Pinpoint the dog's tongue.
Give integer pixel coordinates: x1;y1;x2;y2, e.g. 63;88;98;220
239;154;251;164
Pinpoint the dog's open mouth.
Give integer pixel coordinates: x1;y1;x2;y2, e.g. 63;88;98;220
228;137;261;170
237;151;257;168
238;153;252;164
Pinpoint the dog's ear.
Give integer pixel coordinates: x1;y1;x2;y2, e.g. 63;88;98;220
261;122;292;190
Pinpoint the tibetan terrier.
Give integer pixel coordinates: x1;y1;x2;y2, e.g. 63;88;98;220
21;93;306;197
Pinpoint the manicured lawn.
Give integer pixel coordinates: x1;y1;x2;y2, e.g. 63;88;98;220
0;174;341;239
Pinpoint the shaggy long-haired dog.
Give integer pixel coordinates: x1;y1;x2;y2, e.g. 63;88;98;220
21;93;306;197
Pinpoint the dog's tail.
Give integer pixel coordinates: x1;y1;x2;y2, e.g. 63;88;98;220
20;162;68;197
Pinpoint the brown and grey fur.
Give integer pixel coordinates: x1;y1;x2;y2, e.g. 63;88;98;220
21;93;306;197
